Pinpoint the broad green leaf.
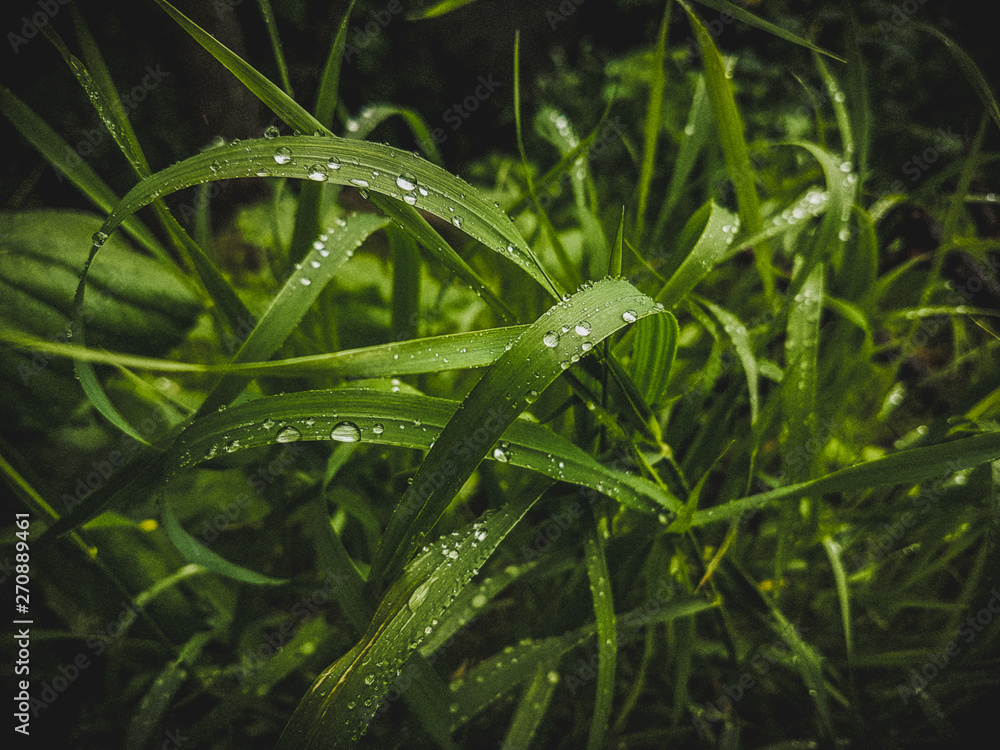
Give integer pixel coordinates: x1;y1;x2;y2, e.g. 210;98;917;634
372;278;667;583
276;485;545;750
197;212;389;415
162;500;288;586
691;430;1000;526
690;0;845;62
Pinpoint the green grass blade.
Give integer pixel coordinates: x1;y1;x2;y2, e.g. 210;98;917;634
692;429;1000;526
344;104;445;165
125;631;212;750
700;298;758;424
151;0;326;135
584;516;617;750
197;212;389;415
503;659;561;750
390;224;422;341
690;0;845;62
0;87;169;263
275;486;545;750
635;1;670;244
408;0;483;19
372;278;667;584
314;0;356;126
681;1;774;306
158;389;678;518
916;23;1000;134
162;500;288;586
655;201;739;309
630;310;679;409
822;535;853;666
256;0;294;96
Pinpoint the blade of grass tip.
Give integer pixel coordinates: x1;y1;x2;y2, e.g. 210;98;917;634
680;1;775;308
635;0;670;245
370;278;667;585
256;0;294;96
584;515;617;750
287;0;356;266
699;298;758;424
513;30;568;299
690;0;845;62
276;484;546;750
814;53;853;163
916;24;1000;135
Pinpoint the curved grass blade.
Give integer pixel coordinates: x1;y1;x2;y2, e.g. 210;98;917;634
162;500;288;586
629;310;679;409
372;278;666;583
158;389;679;517
916;24;1000;134
690;0;845;62
655;201;739;310
256;0;294;96
197;212;389;415
276;486;545;750
699;298;758;424
503;659;561;750
635;1;670;244
691;429;1000;527
681;1;774;305
345;104;445;166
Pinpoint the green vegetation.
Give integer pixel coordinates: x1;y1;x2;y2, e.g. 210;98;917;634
2;1;999;748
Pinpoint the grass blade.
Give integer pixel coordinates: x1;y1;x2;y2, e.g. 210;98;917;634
635;1;670;244
371;277;667;584
584;516;617;750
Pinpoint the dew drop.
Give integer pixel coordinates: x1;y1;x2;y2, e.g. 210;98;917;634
403;193;417;205
330;421;361;442
273;146;292;164
396;173;417;191
350;178;370;188
299;277;312;286
264;125;280;139
543;330;560;348
525;389;539;403
575;321;592;336
307;164;328;181
492;441;512;462
225;439;241;453
452;216;464;229
262;418;275;430
326;157;341;170
276;425;302;443
581;341;593;352
92;231;109;246
372;423;385;435
622;310;638;323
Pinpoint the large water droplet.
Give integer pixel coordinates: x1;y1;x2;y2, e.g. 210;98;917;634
92;231;109;246
372;423;385;435
276;425;301;443
403;193;417;205
575;321;592;336
452;216;464;229
396;173;417;191
622;310;637;323
492;441;512;462
307;164;328;181
273;146;292;164
264;125;280;139
543;331;560;348
331;421;361;442
350;178;370;188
